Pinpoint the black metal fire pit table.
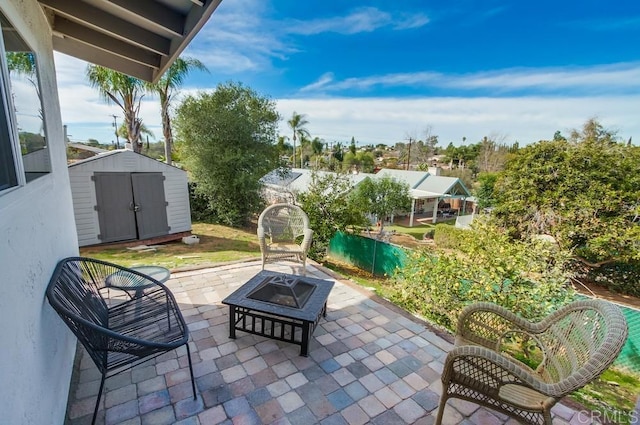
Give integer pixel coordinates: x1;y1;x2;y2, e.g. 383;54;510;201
222;271;334;356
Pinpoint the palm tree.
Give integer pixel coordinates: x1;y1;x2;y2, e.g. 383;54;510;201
146;57;208;164
287;112;310;168
86;66;146;152
117;122;155;144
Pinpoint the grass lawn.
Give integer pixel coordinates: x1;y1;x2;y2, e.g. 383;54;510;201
80;222;261;269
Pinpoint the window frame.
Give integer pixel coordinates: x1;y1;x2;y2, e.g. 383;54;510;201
0;10;41;194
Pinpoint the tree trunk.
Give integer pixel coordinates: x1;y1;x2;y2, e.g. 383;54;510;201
161;96;172;164
125;105;142;152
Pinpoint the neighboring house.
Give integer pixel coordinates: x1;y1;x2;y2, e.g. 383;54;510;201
68;149;192;247
0;1;221;423
261;168;374;204
261;168;472;226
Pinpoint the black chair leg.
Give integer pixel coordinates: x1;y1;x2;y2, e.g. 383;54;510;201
186;344;197;400
92;373;106;425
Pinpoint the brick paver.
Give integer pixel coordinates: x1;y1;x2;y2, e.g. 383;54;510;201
64;260;585;425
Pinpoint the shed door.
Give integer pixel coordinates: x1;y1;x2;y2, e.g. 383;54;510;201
132;172;169;239
94;173;137;243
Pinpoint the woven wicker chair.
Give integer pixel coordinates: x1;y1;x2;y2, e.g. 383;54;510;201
258;203;313;275
435;299;628;425
46;257;196;425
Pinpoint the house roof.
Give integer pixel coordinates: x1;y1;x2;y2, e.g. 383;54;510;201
374;168;429;189
415;175;471;198
262;168;374;194
262;168;471;200
38;0;222;83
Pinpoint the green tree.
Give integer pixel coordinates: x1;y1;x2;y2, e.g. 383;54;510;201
297;172;366;260
351;176;411;232
476;172;498;210
117;122;155;142
276;135;291;158
287;112;310;168
311;137;324;156
175;82;280;226
493;119;640;265
342;151;375;173
86;65;146;152
146;57;208;164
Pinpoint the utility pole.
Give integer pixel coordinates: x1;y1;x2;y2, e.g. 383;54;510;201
111;115;120;148
406;137;412;170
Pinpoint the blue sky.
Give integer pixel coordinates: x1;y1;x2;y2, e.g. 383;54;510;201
55;0;640;147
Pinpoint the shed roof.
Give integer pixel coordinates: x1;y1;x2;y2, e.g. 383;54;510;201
68;148;184;171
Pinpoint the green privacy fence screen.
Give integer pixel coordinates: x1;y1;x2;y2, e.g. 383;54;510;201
328;231;407;277
615;305;640;374
329;232;640;375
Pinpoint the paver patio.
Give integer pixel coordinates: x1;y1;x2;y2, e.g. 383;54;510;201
64;260;595;425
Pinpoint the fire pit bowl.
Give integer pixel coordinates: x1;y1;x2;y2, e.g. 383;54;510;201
247;274;315;308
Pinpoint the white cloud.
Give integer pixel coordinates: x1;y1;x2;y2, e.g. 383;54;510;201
276;96;640;146
52;54;638;149
186;3;429;74
54;53;163;143
188;0;295;74
286;7;429;35
301;62;640;94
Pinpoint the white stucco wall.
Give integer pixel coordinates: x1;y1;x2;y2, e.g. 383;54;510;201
0;1;78;424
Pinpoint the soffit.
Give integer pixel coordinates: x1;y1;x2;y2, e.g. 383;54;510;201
38;0;221;83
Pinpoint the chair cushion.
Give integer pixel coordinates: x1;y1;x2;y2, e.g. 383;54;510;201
499;384;548;411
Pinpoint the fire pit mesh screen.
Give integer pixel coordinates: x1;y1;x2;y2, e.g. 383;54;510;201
247;275;316;308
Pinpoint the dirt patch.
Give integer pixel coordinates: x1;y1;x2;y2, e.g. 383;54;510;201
574;279;640;310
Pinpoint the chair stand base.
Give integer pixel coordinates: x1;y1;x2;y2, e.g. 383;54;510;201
187;344;197;400
92;373;106;425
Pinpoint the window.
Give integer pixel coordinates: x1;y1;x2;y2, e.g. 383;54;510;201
0;76;16;190
0;11;49;192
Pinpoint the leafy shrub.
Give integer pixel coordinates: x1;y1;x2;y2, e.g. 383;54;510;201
297;172;367;261
433;224;466;249
188;182;215;222
391;220;576;329
422;229;435;240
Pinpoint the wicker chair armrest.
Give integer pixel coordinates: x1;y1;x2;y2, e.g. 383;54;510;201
257;227;269;250
457;302;543;349
443;345;558;397
301;228;313;254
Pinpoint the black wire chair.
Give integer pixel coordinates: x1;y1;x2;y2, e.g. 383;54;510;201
46;257;196;425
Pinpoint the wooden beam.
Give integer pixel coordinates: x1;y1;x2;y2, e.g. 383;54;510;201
106;0;185;36
155;0;222;79
54;17;161;68
53;36;155;81
39;0;171;55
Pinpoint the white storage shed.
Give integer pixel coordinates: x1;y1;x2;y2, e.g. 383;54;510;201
68;149;192;247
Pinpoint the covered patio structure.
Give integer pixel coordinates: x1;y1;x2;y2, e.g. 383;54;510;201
407;177;473;227
63;260;588;424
